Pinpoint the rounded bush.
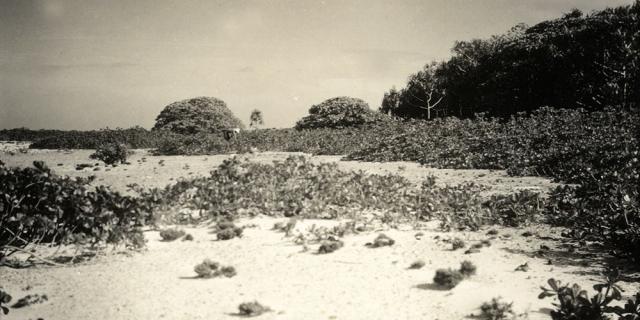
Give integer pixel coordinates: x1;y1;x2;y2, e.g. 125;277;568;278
153;97;244;134
295;96;386;129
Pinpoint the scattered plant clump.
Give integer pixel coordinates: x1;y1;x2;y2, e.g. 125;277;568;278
434;259;478;289
409;260;426;269
216;228;242;241
317;239;344;254
218;266;237;278
194;259;220;278
459;260;477;277
451;238;466;250
539;268;640;320
75;163;93;170
295;96;390;130
433;268;465;289
0;289;11;316
514;263;529;272
11;294;48;309
89;142;130;165
159;228;186;241
237;301;271;317
193;259;236;279
367;234;395;248
182;234;194;241
479;297;516;320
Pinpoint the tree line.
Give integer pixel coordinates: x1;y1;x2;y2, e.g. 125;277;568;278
381;2;639;119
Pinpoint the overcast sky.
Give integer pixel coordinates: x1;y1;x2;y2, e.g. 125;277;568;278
0;0;633;129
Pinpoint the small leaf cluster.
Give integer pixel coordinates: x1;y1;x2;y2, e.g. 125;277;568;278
539;268;640;320
89;142;130;165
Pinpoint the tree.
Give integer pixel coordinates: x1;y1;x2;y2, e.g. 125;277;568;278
249;109;264;129
152;97;244;134
295;96;386;129
380;87;400;116
401;62;446;120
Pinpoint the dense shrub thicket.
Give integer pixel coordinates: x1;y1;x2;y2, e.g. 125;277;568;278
0;128;64;142
0;160;152;259
151;121;407;156
381;2;639;119
140;156;522;226
90;142;130;165
152;97;244;134
295;96;389;129
28;127;167;149
349;107;640;260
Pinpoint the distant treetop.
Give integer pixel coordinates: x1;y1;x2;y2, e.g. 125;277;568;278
295;96;388;130
152;97;244;134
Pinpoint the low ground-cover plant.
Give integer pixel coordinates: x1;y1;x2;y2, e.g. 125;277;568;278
479;297;516;320
193;259;236;278
433;260;478;289
539;268;640;320
214;221;243;240
409;260;426;269
90;142;130;165
433;268;465;289
0;289;10;316
137;156;536;231
0;160;152;261
29;127;167;149
159;228;185;241
237;301;271;317
317;239;344;254
451;237;466;250
367;233;395;248
11;294;48;308
348;107;639;259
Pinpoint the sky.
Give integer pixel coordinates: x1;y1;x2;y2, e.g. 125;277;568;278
0;0;633;129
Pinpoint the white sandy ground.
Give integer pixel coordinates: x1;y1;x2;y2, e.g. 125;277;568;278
1;147;639;320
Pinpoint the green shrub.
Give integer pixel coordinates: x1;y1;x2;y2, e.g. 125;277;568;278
295;96;389;130
29;127;167;149
238;301;270;317
153;97;244;134
194;259;220;278
433;268;465;289
368;234;395;248
409;260;426;269
90;142;130;165
459;260;477;277
216;228;238;241
479;297;516;320
451;238;466;250
318;239;344;254
159;228;185;241
0;161;151;259
539;268;640;320
0;289;11;316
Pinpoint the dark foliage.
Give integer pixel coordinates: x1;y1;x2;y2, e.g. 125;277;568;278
382;2;639;119
152;97;244;134
539;268;640;320
295;96;390;129
90;142;130;165
28;127;168;149
0;161;152;259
